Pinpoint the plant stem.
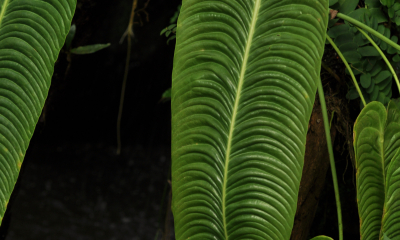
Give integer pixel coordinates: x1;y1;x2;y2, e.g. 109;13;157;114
326;35;367;106
356;27;400;95
117;0;138;155
334;11;400;52
317;78;343;240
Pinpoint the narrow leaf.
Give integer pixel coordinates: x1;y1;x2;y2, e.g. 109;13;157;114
358;46;381;57
70;43;110;55
167;35;176;45
161;88;171;99
160;27;168;36
65;24;76;50
373;70;391;84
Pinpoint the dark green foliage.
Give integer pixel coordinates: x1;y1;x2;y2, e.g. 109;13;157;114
328;6;400;105
160;88;171;101
161;5;181;45
169;5;181;24
330;0;359;14
160;24;177;44
380;0;400;26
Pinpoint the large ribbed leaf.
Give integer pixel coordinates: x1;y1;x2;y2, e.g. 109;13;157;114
171;0;328;239
354;100;400;239
0;0;76;223
382;148;400;238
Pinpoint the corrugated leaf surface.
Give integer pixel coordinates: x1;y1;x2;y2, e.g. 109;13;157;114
171;0;328;239
0;0;76;223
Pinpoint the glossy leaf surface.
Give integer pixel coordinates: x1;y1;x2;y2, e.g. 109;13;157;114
0;0;76;223
171;0;328;239
354;100;400;239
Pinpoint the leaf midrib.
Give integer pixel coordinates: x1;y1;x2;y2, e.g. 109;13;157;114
221;0;261;239
0;0;9;28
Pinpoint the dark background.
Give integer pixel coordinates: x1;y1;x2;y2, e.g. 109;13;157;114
0;0;362;239
1;0;179;239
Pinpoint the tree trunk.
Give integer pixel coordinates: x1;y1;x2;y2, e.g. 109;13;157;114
290;99;337;240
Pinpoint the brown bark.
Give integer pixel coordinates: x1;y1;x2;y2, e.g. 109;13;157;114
290;100;337;240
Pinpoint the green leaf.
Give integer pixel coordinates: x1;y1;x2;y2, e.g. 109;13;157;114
363;58;377;71
167;24;177;30
381;80;392;96
387;36;399;54
171;0;329;239
354;32;370;46
385;27;391;39
329;0;338;6
365;0;382;8
361;73;372;88
389;7;395;18
376;76;392;90
351;61;364;75
170;5;181;23
328;18;339;28
70;43;110;55
342;51;362;62
383;233;392;240
328;24;350;38
366;80;375;93
381;103;400;240
161;88;171;99
339;42;358;52
378;25;386;35
334;32;354;46
370;62;383;76
358;46;381;57
379;26;389;50
394;2;400;11
160;27;169;36
309;236;334;240
373;70;391;84
371;16;378;31
167;35;176;45
348;8;368;21
338;0;359;14
65;24;76;50
354;100;400;239
354;101;387;239
0;0;77;224
370;85;380;100
393;54;400;62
